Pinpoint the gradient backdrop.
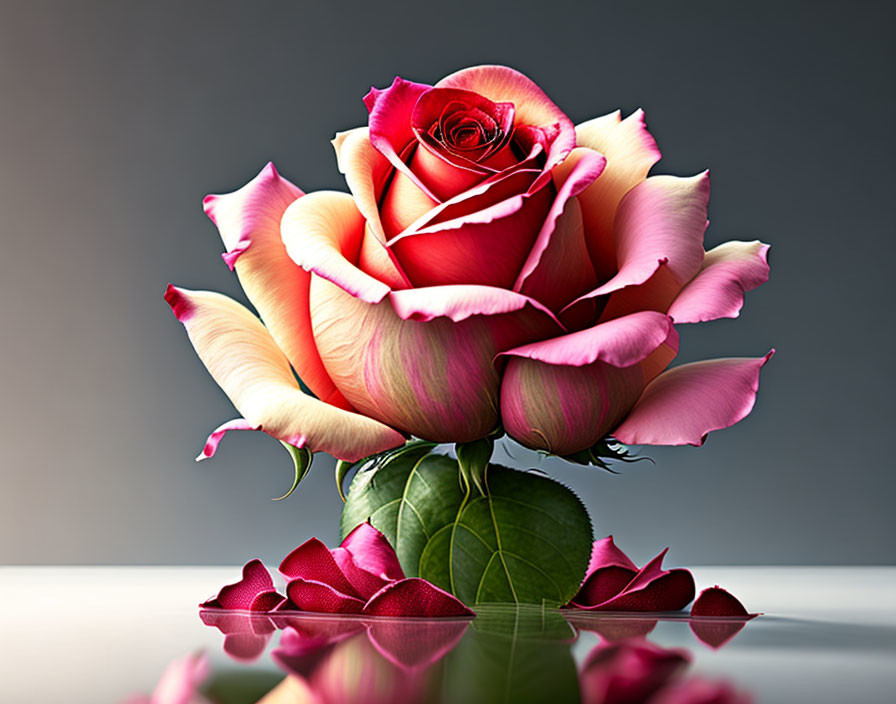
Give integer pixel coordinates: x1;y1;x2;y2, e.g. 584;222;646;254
1;0;893;566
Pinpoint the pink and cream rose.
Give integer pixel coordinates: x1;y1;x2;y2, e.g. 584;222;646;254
166;64;771;462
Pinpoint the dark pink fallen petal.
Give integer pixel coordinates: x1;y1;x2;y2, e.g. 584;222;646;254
249;590;286;612
199;559;275;610
332;547;391;600
689;587;757;649
587;536;640;573
279;538;360;598
571;566;638;608
287;578;365;614
340;522;406;581
570;548;696;612
362;578;475;617
366;618;471;669
691;587;755;618
580;639;691;704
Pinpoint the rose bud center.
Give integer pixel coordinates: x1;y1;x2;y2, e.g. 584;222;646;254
412;88;516;168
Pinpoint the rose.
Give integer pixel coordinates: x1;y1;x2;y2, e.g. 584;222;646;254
165;64;771;463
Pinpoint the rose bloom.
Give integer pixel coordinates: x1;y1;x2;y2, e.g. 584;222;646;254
166;65;771;462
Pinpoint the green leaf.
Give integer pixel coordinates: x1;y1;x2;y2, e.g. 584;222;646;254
272;442;312;501
341;453;592;606
340;452;464;577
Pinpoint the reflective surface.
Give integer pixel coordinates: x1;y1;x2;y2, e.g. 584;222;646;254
1;567;894;703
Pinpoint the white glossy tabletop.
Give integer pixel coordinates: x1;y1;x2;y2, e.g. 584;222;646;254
1;566;893;703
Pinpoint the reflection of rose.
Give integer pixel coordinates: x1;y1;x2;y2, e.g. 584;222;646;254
166;64;771;462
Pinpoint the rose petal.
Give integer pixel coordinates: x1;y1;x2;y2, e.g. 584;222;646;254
362;578;475;617
199;559;274;610
203;163;352;411
587;536;640;573
340;522;405;581
498;311;676;368
286;578;366;614
281;191;392;305
310;276;559;442
164;285;405;461
613;352;774;446
575;109;662;281
195;418;257;461
499;313;678;454
364;77;439;199
249;591;287;612
565;173;710;320
691;586;755;618
513;148;605;311
590;550;696;612
279;538;360;597
388;185;554;289
668;241;771;324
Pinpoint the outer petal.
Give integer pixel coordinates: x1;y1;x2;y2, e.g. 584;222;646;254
668;241;771;323
513;148;605;311
564;173;710;321
499;314;678;454
614;352;774;446
332;127;394;246
575;109;662;280
195;418;258;461
362;578;475;617
164;285;405;461
203;163;351;411
311;276;560;442
436;65;575;188
282;191;392;304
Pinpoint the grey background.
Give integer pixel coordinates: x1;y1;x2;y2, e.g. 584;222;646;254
1;0;893;566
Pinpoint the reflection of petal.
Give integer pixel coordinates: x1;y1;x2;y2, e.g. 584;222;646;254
271;625;360;681
688;618;749;650
579;639;691;704
564;613;658;641
650;677;753;704
199;611;275;662
366;618;471;670
688;586;757;649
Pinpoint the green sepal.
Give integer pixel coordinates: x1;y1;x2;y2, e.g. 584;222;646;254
334;459;353;502
456;437;494;496
559;436;652;472
272;442;312;501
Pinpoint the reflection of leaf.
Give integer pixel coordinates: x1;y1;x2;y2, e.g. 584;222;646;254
202;669;284;704
444;605;580;704
341;449;592;607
